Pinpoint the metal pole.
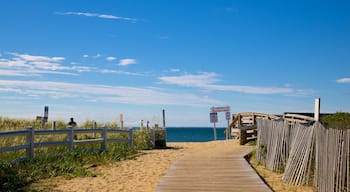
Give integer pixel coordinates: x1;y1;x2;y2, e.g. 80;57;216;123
213;121;217;140
162;109;166;128
227;120;230;140
162;109;167;143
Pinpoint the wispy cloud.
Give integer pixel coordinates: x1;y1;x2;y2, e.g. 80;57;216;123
159;72;219;87
100;69;146;76
82;54;89;58
93;53;102;58
0;52;91;76
118;59;137;66
159;72;310;95
336;78;350;83
106;56;117;61
11;53;64;62
0;79;221;106
170;68;181;72
56;12;137;22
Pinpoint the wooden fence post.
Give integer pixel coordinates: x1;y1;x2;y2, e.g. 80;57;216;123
93;121;97;138
128;128;134;147
151;129;155;148
101;126;107;151
26;127;35;159
68;126;74;151
52;121;56;130
314;98;320;122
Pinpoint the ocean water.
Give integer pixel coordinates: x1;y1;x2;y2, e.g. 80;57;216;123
166;127;227;142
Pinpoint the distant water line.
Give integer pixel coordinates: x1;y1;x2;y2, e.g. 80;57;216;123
166;127;227;142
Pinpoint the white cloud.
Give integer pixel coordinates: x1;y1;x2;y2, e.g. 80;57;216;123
10;52;65;62
83;54;89;58
0;79;221;106
100;69;146;76
106;56;117;61
56;12;137;22
0;69;33;76
170;68;181;72
159;72;219;87
94;53;102;58
0;52;91;76
336;78;350;83
159;72;308;95
118;59;137;66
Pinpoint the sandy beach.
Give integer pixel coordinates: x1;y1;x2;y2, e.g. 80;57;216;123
35;140;252;192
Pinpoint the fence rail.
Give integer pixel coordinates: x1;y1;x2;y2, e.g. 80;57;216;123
0;126;134;159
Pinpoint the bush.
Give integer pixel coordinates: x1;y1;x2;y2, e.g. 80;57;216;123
321;112;350;129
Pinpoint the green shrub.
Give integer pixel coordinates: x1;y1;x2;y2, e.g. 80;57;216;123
321;112;350;129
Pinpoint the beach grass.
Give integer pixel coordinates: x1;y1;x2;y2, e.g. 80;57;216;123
0;116;153;191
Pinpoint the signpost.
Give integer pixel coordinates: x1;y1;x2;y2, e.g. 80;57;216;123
36;106;49;129
210;112;218;140
209;106;231;140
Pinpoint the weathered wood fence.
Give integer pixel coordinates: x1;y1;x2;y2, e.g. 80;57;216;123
256;118;350;192
0;126;134;159
228;112;279;145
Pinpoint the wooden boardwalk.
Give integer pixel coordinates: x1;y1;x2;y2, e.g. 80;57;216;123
156;141;272;192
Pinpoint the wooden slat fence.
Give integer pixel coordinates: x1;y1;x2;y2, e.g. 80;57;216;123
256;118;350;192
0;126;134;159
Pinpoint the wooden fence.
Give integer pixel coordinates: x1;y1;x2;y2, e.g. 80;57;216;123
0;126;134;159
256;118;350;192
228;112;279;145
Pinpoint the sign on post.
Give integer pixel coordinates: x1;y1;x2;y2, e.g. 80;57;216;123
225;111;231;121
209;106;231;140
211;106;230;113
210;112;218;123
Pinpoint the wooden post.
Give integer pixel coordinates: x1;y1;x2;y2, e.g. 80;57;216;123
314;98;320;122
52;121;56;130
151;129;155;148
68;126;74;151
120;114;124;129
93;121;97;138
101;126;107;151
26;127;35;159
162;109;167;143
128;128;134;147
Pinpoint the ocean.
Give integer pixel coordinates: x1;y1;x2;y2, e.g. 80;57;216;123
165;127;227;142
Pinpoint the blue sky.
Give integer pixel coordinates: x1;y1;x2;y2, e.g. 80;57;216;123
0;0;349;127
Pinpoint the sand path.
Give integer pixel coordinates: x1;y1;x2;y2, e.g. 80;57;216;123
41;140;252;192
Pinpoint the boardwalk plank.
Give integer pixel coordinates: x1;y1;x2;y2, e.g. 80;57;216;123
156;141;272;192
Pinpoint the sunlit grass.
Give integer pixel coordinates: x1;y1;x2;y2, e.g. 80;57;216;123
0;116;155;191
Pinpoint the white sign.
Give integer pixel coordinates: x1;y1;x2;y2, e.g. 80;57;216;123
211;106;230;113
210;112;218;123
225;111;231;121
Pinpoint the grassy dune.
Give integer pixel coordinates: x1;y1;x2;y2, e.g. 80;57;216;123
0;117;152;191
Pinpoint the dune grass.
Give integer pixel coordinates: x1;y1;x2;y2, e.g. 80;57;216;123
0;116;153;192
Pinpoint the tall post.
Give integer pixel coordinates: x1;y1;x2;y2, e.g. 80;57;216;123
68;126;74;151
213;121;217;140
120;113;124;129
162;109;167;143
210;112;218;141
314;98;321;122
52;121;56;130
26;127;35;159
101;126;107;151
128;128;134;147
162;109;166;129
93;121;97;138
